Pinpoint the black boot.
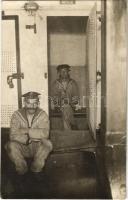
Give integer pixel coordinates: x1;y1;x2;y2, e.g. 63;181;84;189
31;171;45;182
12;173;28;198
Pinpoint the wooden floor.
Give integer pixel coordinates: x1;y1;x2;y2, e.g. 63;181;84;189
1;128;112;199
2;151;110;199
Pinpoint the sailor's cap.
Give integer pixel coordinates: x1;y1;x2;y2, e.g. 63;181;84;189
56;64;71;72
22;91;41;99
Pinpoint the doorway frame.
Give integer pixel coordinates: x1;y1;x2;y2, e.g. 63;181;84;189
40;3;99;117
47;16;88;119
101;0;106;146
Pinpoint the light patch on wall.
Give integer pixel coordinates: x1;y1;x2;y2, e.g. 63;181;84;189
49;34;86;66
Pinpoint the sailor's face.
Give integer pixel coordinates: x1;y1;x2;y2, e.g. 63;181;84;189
60;69;69;79
25;98;39;114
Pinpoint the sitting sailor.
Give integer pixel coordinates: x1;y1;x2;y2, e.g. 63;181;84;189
5;91;52;178
51;64;79;130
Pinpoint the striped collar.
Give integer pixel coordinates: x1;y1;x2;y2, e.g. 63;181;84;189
17;107;42;124
57;78;72;84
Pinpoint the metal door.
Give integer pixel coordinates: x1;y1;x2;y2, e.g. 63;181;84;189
1;16;22;127
86;3;98;139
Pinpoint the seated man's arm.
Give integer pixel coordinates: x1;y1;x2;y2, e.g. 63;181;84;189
10;112;29;144
71;80;80;106
29;111;49;140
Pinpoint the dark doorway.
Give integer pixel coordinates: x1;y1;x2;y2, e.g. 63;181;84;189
47;16;88;131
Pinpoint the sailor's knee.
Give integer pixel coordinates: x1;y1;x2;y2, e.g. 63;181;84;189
5;141;20;154
42;139;53;152
16;163;28;175
46;140;53;151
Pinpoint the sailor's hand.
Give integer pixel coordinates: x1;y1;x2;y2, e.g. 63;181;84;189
19;134;29;144
25;133;30;145
75;104;81;111
51;102;55;110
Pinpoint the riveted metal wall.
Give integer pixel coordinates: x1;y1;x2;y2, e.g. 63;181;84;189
1;19;18;127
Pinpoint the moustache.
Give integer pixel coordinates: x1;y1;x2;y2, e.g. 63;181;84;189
27;108;36;110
